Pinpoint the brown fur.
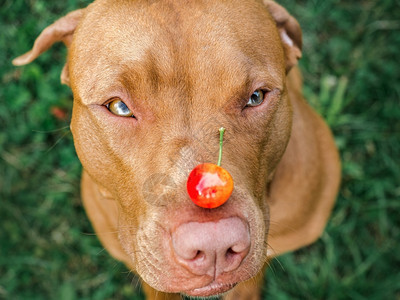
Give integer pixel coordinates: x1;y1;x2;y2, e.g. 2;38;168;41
13;0;340;298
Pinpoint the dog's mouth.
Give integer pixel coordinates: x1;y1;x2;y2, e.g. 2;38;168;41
183;282;237;298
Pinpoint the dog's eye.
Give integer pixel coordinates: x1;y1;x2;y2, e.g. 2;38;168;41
246;89;265;107
106;98;135;117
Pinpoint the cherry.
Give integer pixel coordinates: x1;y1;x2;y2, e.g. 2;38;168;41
187;128;234;209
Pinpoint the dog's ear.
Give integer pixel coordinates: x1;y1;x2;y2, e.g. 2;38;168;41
12;9;84;86
263;1;302;73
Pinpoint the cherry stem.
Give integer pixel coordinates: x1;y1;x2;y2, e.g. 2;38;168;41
217;127;225;167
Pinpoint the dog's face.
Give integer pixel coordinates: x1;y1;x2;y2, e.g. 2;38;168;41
65;0;301;296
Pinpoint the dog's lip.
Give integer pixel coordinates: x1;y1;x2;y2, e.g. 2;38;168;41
183;282;237;297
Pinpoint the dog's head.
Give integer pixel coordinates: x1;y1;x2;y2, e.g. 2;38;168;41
14;0;302;296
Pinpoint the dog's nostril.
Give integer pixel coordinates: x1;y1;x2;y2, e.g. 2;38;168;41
193;250;205;261
225;247;241;263
226;247;236;256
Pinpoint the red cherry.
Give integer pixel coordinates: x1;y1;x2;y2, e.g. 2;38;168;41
187;127;233;208
187;163;234;208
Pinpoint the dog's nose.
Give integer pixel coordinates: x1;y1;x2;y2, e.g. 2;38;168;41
171;217;250;277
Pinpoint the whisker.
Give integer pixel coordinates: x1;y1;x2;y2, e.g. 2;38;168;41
131;272;141;291
45;130;70;153
32;125;70;133
81;232;98;236
95;247;108;256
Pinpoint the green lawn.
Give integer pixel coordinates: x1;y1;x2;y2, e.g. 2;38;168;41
1;0;399;299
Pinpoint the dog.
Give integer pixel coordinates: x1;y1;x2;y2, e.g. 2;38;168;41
13;0;340;298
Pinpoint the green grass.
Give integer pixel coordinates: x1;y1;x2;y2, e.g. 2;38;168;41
1;0;399;299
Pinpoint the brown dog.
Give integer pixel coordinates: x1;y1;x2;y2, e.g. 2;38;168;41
13;0;340;299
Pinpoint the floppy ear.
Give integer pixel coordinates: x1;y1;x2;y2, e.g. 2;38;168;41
12;9;84;86
263;1;302;73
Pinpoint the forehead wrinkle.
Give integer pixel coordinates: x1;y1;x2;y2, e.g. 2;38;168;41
71;2;183;104
120;1;196;105
72;0;283;109
107;51;193;128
